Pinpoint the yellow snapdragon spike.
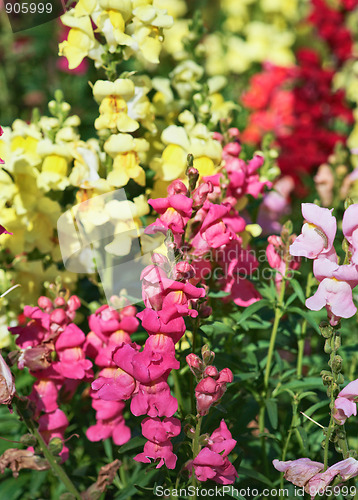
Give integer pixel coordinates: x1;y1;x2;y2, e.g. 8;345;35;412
95;9;133;50
42;155;68;176
193;157;216;177
109;153;146;187
11;136;38;155
160;144;187;181
93;79;135;101
105;133;148;187
59;28;95;70
74;0;97;17
153;0;187;18
139;34;162;65
99;0;133;21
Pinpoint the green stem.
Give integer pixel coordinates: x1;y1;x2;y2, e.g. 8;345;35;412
258;403;268;476
323;330;340;470
32;427;82;500
259;262;288;473
14;400;82;500
280;398;298;492
264;268;287;390
297;272;313;379
324;414;334;470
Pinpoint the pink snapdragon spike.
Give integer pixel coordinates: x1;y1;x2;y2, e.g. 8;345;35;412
342;203;358;265
10;293;96;460
289;204;337;259
187;420;238;484
91;366;137;402
29;380;58;414
38;408;69;462
333;378;358;424
217;128;271;199
86;399;131;446
134;416;181;469
137;256;205;342
146;194;193;245
191;202;233;254
195;367;233;416
88;305;122;340
0;352;15;405
112;339;179;385
207;420;237;456
305;258;358;325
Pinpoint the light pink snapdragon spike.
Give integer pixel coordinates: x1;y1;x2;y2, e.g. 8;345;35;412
0;352;15;405
273;457;358;499
266;235;301;291
273;458;324;488
307;458;358;499
305;258;358;325
342;204;358;265
289;203;337;259
333;378;358;424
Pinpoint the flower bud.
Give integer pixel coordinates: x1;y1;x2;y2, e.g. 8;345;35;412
186;160;199;191
192;182;213;208
186;354;204;377
224;142;241;157
320;321;333;338
49;437;63;455
198;303;212;318
204;365;219;379
173;261;195;281
199;433;210;446
184;424;196;438
334;334;341;351
20;434;37;446
38;296;53;311
201;344;215;365
0;353;15;405
50;309;67;326
54;297;66;307
324;339;332;354
167;180;188;196
331;355;343;373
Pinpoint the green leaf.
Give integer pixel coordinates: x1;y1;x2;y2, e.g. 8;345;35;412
290;279;305;304
226;490;246;500
233;300;270;325
236;466;274;487
286;307;320;334
265;399;278;429
279;377;324;393
200;322;235;336
296;426;308;449
208;290;230;298
117;436;146;454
